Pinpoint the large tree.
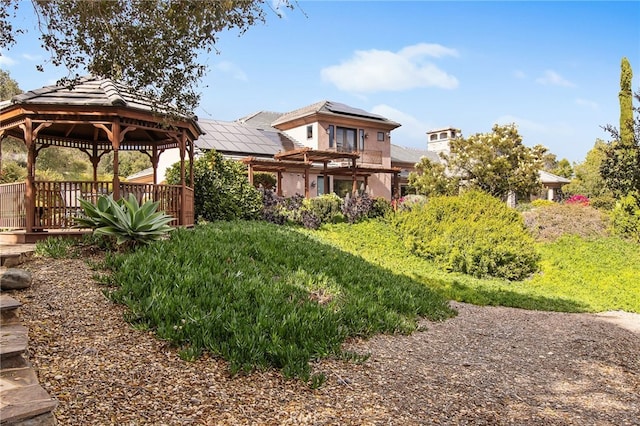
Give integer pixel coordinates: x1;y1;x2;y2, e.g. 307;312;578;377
408;157;459;197
0;69;22;100
600;57;640;198
443;123;544;201
0;69;24;176
541;152;573;179
0;0;291;113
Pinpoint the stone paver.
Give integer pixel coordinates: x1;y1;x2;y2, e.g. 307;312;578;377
0;294;57;425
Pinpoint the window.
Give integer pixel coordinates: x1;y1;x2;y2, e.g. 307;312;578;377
430;134;438;141
317;176;325;195
377;132;385;141
328;125;334;148
439;132;448;140
307;125;313;139
336;126;357;152
359;129;365;151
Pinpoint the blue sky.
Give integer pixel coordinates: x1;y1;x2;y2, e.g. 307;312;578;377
2;1;639;163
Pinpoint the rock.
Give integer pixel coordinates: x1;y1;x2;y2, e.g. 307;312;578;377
1;269;33;290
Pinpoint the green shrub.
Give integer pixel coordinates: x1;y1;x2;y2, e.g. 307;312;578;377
166;150;262;222
74;194;174;249
304;193;344;224
394;191;539;280
522;203;609;242
369;197;393;219
609;192;640;242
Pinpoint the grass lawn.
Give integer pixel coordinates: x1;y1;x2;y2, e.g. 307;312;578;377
311;220;640;314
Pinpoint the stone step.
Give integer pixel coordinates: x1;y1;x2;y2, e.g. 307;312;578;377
0;294;22;311
0;294;22;326
1;364;41;389
0;323;28;361
0;382;58;424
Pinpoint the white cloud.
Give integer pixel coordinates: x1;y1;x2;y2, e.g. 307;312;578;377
212;61;248;81
371;104;434;148
21;53;42;61
575;98;599;110
535;70;575;87
0;53;16;66
321;43;459;93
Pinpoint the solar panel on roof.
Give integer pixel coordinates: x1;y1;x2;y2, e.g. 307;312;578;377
325;102;387;121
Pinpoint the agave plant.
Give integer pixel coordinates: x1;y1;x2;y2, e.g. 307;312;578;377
75;194;174;248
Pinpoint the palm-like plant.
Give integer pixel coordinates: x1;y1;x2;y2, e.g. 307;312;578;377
75;194;174;248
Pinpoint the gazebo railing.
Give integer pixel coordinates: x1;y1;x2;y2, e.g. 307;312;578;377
0;180;193;230
0;182;26;229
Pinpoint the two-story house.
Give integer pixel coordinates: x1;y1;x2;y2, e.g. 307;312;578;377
268;101;401;198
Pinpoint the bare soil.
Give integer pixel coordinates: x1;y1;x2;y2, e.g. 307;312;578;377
13;257;640;425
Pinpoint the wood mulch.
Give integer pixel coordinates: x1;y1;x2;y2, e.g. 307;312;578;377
13;256;640;425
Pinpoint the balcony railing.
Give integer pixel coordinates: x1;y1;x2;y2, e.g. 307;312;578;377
0;181;193;231
327;148;383;165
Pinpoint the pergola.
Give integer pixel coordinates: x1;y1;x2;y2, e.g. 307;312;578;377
243;147;401;198
0;76;202;238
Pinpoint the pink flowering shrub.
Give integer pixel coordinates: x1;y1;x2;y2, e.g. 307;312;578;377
565;194;590;206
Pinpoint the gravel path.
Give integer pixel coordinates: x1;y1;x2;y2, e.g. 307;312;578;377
14;257;640;425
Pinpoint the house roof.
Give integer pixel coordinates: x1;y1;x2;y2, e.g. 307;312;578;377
196;119;303;158
539;170;571;184
391;144;441;165
127;167;153;180
271;100;401;128
236;111;283;131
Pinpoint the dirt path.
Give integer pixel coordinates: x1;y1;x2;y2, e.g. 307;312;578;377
14;258;640;425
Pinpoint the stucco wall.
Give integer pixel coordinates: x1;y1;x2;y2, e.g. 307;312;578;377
284;124;317;149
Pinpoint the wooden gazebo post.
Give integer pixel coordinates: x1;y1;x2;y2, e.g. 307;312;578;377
23;118;35;232
179;132;187;225
111;119;121;200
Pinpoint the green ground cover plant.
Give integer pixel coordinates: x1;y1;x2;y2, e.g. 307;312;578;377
100;221;454;383
311;220;640;313
528;235;640;312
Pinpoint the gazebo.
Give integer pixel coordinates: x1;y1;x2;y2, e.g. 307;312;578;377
0;76;202;242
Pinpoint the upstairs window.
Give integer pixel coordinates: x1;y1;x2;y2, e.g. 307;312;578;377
439;132;448;140
359;129;365;151
328;125;335;148
307;125;313;139
336;126;357;152
377;132;385;141
430;134;438;141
